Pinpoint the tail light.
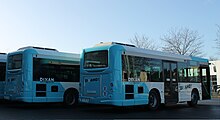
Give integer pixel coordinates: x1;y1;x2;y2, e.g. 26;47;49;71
110;82;113;87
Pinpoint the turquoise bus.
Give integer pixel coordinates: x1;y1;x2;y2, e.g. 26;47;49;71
79;42;211;110
4;47;80;105
0;53;7;99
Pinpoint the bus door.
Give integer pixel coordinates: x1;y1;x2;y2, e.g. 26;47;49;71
200;66;211;100
163;62;178;103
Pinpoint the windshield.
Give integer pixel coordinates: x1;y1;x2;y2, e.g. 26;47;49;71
8;54;22;70
84;50;108;68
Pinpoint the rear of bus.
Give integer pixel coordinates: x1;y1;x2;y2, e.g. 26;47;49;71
4;52;24;101
4;48;80;104
79;44;125;106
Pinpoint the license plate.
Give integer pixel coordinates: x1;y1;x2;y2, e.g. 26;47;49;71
4;96;10;100
81;98;90;103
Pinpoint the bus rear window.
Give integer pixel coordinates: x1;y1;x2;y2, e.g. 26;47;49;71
84;50;108;68
8;54;22;70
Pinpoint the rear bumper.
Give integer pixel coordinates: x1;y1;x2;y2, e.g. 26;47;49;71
0;93;4;99
4;95;63;103
79;96;122;106
4;95;32;102
79;96;149;106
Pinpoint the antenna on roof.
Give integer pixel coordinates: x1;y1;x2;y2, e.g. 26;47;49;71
95;42;136;47
18;46;58;52
112;42;136;47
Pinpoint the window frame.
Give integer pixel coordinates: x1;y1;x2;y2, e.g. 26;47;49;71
8;54;23;70
33;58;80;82
83;50;108;69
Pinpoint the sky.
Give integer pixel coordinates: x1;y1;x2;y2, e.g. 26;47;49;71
0;0;219;58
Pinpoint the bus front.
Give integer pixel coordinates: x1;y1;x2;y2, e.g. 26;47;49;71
79;45;123;106
4;52;24;101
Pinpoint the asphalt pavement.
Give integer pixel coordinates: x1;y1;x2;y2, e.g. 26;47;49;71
0;98;219;119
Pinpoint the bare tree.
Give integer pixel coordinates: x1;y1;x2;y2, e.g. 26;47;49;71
130;34;158;50
209;56;218;61
161;27;204;56
216;24;220;52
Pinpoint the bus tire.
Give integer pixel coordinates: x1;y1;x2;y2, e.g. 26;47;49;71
187;90;199;107
63;89;79;106
148;90;161;111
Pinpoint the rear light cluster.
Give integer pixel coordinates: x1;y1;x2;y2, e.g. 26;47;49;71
103;91;107;96
110;82;113;93
103;86;107;96
110;83;113;87
102;82;114;98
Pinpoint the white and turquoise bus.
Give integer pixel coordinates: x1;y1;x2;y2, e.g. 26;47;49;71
0;53;7;99
79;42;211;110
4;47;80;105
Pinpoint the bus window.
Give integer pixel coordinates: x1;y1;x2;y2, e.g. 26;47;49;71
187;61;200;83
134;56;151;82
33;58;79;82
122;55;128;81
140;70;147;82
8;54;22;70
84;50;108;68
128;56;134;79
122;55;162;82
122;55;149;82
202;69;207;82
150;60;162;82
188;67;200;83
178;62;188;82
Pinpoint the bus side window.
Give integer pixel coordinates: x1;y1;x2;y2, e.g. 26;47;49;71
188;67;199;83
123;71;128;81
140;70;148;82
178;62;188;82
122;55;128;81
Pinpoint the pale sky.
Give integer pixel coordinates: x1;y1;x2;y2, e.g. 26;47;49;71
0;0;219;58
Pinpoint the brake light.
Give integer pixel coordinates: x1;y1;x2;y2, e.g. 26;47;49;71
103;86;107;91
103;91;107;96
110;82;113;87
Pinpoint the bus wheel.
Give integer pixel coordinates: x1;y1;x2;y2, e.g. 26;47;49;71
187;90;199;107
148;90;160;111
64;90;79;106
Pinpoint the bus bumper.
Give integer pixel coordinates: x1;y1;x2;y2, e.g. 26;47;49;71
4;95;33;102
79;96;147;106
79;97;122;106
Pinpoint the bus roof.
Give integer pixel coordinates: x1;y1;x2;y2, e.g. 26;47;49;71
190;56;208;63
91;42;191;62
95;42;136;47
18;46;58;52
123;45;191;62
86;42;212;63
9;46;80;61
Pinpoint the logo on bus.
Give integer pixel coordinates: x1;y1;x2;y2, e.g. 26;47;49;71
40;77;54;82
85;77;100;82
179;84;192;90
128;78;140;82
185;84;192;89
